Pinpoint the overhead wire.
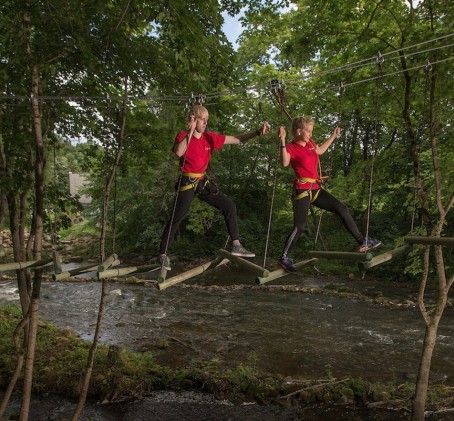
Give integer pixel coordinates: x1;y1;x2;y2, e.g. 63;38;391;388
0;35;453;106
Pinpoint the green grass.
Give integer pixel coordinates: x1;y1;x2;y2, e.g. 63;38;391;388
1;305;453;411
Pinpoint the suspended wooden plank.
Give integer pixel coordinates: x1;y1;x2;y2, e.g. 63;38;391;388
98;264;159;279
404;236;454;246
256;258;319;285
158;256;229;290
53;259;122;281
359;245;413;270
0;258;53;272
306;251;372;261
217;249;270;278
98;253;119;272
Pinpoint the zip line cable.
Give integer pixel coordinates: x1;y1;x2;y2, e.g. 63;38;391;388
1;36;453;105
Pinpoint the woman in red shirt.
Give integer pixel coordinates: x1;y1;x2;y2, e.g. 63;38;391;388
159;105;270;271
277;116;381;273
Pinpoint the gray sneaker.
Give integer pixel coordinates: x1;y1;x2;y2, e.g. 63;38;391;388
159;254;171;271
231;244;255;258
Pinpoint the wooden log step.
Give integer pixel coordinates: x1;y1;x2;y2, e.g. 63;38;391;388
53;259;121;281
158;256;229;290
306;251;372;261
98;264;159;279
98;254;119;272
359;245;413;270
404;236;454;246
0;258;53;272
256;258;319;285
217;249;270;278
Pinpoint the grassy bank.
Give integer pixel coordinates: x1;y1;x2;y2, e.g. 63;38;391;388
1;305;453;413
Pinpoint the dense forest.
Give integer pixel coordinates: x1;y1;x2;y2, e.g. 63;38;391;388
0;1;453;420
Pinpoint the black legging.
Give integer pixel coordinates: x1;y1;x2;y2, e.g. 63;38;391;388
159;178;239;254
281;188;364;257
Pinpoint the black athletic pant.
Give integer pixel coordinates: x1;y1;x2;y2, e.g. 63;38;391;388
281;188;364;257
159;178;239;254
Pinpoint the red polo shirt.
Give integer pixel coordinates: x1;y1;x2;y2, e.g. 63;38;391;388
175;131;226;174
285;139;321;190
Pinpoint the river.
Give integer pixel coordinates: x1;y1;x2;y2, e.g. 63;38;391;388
0;263;453;420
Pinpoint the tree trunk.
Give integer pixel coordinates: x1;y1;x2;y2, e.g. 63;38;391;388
410;61;454;419
411;319;439;420
71;278;109;421
19;2;47;405
72;77;129;421
19;277;41;421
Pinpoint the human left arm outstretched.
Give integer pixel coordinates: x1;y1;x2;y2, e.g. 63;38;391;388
316;126;341;155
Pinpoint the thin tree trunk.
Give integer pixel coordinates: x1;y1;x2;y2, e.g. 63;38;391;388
0;310;29;418
71;278;109;421
411;64;454;419
19;277;41;421
72;77;129;421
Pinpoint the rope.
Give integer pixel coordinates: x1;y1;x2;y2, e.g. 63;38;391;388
411;61;433;232
161;100;201;261
364;52;384;243
262;148;279;268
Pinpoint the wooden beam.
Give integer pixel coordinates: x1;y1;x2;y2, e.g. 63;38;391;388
53;259;121;281
0;258;53;272
306;251;372;261
404;236;454;246
217;249;270;277
98;264;159;279
157;256;229;290
359;245;413;270
98;254;119;272
256;258;319;285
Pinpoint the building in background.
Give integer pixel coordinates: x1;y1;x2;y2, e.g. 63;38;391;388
69;172;91;206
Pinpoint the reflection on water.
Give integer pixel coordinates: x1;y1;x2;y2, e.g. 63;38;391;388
1;267;453;385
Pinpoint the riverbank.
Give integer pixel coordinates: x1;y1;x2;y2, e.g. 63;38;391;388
1;303;453;420
1;270;454;420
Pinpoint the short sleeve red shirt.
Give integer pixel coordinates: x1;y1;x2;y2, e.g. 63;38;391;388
175;131;226;173
285;139;320;190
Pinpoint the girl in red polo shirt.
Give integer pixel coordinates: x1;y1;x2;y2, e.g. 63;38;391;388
159;105;270;271
277;116;381;273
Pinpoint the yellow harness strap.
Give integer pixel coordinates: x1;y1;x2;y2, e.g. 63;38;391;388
293;189;321;203
297;177;318;184
182;172;204;178
179;172;206;192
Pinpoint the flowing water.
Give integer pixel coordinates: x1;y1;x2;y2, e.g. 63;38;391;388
1;263;453;420
1;264;453;384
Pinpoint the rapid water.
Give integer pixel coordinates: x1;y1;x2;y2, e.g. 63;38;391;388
1;265;453;385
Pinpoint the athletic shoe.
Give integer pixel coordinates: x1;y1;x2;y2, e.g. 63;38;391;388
278;256;297;273
358;237;382;253
231;244;255;258
159;254;171;271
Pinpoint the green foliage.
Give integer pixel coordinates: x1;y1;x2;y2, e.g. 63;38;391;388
1;0;452;280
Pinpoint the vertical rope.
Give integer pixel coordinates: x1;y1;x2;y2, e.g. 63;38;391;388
262;148;279;267
162;98;202;259
364;52;384;243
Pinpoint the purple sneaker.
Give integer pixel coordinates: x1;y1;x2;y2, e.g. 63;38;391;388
358;237;382;253
278;256;297;273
